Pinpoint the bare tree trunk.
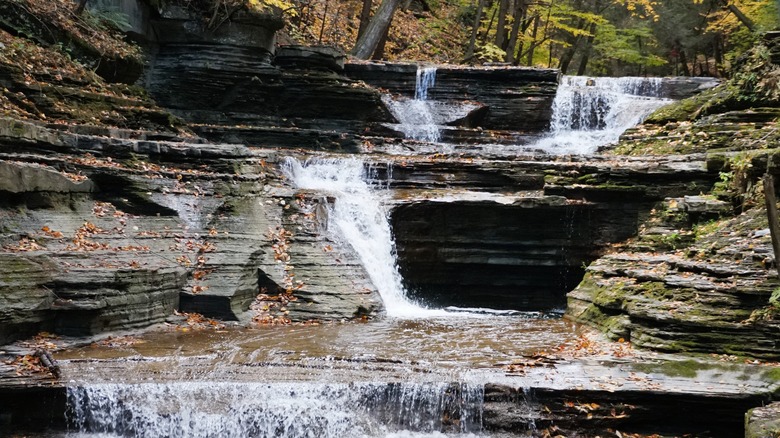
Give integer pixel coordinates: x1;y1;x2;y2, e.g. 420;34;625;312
351;0;402;59
764;174;780;278
576;22;596;75
504;0;526;63
464;0;485;62
541;0;554;67
318;0;330;44
494;0;511;49
678;45;691;76
516;8;531;65
558;0;585;72
481;7;497;44
357;0;373;39
525;14;539;65
725;3;756;32
372;17;392;59
75;0;89;15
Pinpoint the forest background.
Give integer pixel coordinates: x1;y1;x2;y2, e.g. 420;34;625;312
253;0;780;77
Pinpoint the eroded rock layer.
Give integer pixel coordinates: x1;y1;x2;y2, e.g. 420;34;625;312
0;118;382;343
385;155;717;311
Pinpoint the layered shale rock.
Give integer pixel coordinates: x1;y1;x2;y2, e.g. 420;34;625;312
345;62;559;133
0;119;382;344
135;5;392;151
384;155;718;311
567;199;780;359
569;34;780;360
747;402;780;438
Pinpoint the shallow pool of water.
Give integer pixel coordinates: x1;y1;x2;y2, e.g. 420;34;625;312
56;315;582;384
45;315;583;437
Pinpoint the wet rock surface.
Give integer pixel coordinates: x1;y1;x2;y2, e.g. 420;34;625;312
4;336;780;437
384;154;718;311
137;9;393;151
0;119;382;344
746;402;780;438
346;62;559;132
567;33;780;363
567;202;780;359
1;2;779;435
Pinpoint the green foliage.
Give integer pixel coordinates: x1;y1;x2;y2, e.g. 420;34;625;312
770;287;780;308
475;42;505;63
590;22;666;75
83;9;132;33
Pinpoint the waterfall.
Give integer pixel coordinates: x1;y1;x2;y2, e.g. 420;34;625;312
533;76;671;154
382;66;441;143
415;67;437;100
283;157;448;318
66;381;485;437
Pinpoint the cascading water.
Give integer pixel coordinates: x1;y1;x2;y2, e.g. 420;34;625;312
530;76;671;154
415;67;437;100
283;157;526;318
66;382;484;437
383;67;441;143
283;157;450;318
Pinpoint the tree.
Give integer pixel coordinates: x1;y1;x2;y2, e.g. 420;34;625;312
464;0;486;61
75;0;89;15
494;0;511;49
357;0;373;39
351;0;402;59
505;0;526;63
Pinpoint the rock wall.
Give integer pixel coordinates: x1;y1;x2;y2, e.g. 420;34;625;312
345;62;559;132
566;193;780;359
0;118;382;344
392;198;637;310
138;8;393;150
385;155;717;311
569;37;780;359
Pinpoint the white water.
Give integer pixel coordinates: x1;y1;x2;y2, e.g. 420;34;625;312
66;382;484;437
415;67;437;100
383;67;441;143
532;76;672;154
283;157;451;318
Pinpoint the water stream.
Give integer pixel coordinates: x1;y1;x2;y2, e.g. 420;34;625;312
57;156;580;437
66;381;485;437
383;67;441;143
529;76;671;154
282;157;441;318
379;73;673;156
53;74;669;437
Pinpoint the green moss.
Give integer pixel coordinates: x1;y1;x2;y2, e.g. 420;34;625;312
576;174;601;184
644;88;720;125
693;218;725;240
761;367;780;383
632;359;710;378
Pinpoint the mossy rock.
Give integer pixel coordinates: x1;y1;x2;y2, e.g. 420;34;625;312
644;87;722;125
746;402;780;438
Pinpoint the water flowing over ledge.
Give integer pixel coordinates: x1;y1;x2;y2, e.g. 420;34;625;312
66;381;484;438
282;157;542;319
383;66;441;143
282;157;447;318
523;76;672;155
378;71;679;156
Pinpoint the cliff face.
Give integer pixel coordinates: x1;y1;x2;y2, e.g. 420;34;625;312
0;118;384;343
2;0;778;366
565;33;780;359
385;156;715;312
345;63;559;133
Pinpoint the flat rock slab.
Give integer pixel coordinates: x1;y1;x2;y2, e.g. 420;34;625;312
747;402;780;438
9;348;777;436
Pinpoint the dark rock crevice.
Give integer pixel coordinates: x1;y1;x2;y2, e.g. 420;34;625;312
392;199;641;311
